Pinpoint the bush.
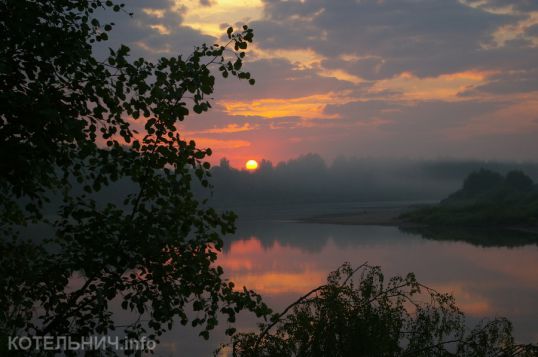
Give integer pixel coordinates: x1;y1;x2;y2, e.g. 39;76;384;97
222;263;538;357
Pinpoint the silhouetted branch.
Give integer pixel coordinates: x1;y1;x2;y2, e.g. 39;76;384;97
253;262;369;352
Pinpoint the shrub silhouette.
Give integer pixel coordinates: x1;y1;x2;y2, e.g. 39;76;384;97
224;263;538;357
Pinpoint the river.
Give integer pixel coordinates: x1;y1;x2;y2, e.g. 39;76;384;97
153;203;538;356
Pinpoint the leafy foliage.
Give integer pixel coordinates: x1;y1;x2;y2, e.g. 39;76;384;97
225;263;538;357
0;0;270;354
461;169;504;197
454;169;535;202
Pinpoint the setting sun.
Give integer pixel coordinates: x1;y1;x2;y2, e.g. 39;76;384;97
245;159;258;171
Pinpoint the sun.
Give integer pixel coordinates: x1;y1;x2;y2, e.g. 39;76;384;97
245;159;258;171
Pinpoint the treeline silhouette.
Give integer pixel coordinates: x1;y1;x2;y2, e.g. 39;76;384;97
200;154;538;207
402;168;538;226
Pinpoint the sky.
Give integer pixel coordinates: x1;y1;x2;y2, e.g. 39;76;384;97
102;0;538;167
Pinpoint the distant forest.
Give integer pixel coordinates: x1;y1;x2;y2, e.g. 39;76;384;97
62;154;538;215
199;154;538;206
402;168;538;226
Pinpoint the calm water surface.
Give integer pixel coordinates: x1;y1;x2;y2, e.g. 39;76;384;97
155;207;538;356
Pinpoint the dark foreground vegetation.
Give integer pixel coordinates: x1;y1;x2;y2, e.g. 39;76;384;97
222;263;538;356
1;0;269;354
402;169;538;227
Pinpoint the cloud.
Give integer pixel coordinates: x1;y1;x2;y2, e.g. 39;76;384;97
93;0;538;163
191;137;251;150
462;69;538;95
188;123;258;135
198;0;213;7
461;0;538;13
178;0;263;37
220;91;355;120
488;11;538;48
368;71;492;101
214;57;352;101
93;0;215;60
252;0;517;78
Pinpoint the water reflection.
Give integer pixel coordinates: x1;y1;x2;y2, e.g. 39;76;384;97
400;225;538;247
154;219;538;355
218;220;538;344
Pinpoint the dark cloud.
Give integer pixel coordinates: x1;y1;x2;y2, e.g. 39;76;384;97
527;24;538;37
324;100;404;121
325;100;504;131
252;0;533;79
215;58;353;100
93;0;214;60
199;0;213;7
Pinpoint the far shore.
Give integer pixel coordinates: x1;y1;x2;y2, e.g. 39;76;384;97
300;205;538;234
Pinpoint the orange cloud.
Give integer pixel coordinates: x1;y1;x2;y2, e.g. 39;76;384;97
142;8;166;18
220;92;355;120
190;137;251;149
178;0;264;37
370;70;493;101
149;24;171;35
189;123;257;135
319;68;366;84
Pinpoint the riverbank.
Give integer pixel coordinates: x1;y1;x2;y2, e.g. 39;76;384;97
300;204;538;234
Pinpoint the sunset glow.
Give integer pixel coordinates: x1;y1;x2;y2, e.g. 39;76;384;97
113;0;538;165
217;235;538;315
